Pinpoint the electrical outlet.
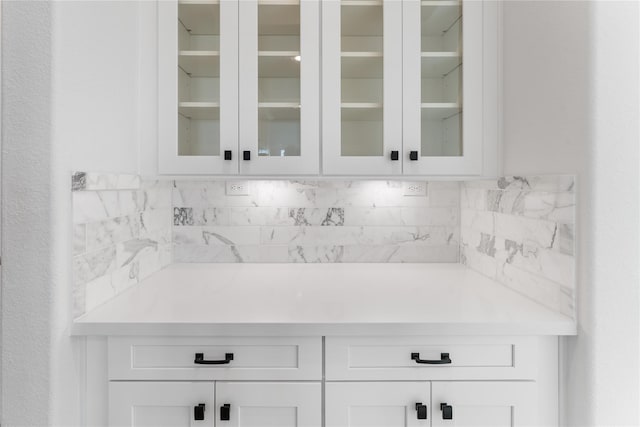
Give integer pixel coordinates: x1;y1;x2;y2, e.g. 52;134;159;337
226;180;250;196
403;182;428;197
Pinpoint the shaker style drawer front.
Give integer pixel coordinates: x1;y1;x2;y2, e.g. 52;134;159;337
325;336;537;381
109;337;322;380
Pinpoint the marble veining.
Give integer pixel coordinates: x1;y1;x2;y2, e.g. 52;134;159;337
172;180;461;264
460;175;576;318
72;173;173;318
72;174;575;322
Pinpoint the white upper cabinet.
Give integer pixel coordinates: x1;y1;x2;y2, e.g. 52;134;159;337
159;0;239;175
323;0;486;176
322;0;403;175
159;0;496;176
239;0;320;175
402;0;483;175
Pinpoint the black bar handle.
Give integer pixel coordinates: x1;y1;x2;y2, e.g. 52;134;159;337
220;403;231;421
390;150;399;161
411;352;451;364
415;402;427;420
440;402;453;420
224;150;232;160
243;150;251;161
194;403;205;421
194;352;234;365
409;151;419;161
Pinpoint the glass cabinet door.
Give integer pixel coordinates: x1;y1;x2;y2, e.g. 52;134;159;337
239;0;320;175
403;0;483;175
322;0;403;175
159;0;239;174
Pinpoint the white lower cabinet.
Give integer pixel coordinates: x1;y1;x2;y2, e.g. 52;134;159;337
109;382;215;427
431;382;537;427
106;336;555;427
326;382;430;427
216;382;321;427
326;382;536;427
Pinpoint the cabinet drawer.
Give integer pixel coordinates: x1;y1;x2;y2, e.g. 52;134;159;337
109;336;322;380
326;336;537;380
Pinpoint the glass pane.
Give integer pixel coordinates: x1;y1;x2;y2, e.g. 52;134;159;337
341;1;383;157
177;2;220;156
258;0;301;157
421;1;462;157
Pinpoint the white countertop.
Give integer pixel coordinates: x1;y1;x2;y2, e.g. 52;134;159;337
72;263;576;336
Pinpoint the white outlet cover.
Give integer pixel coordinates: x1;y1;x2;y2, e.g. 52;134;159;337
226;180;250;196
403;182;428;197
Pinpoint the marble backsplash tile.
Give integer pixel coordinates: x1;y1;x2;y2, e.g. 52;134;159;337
172;181;461;263
72;174;172;318
71;174;576;321
460;175;576;318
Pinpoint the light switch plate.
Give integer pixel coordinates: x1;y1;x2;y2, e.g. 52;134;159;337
403;182;428;197
226;180;250;196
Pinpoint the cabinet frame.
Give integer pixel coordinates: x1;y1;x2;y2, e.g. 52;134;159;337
321;0;404;176
402;0;484;175
158;0;239;175
238;0;320;175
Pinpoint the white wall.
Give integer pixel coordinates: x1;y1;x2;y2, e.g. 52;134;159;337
1;2;60;425
2;1;146;425
54;1;141;175
502;1;640;425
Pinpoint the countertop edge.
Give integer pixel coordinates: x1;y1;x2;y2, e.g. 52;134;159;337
71;321;577;337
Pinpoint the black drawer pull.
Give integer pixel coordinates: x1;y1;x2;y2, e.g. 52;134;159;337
220;403;231;421
440;402;453;420
390;150;399;161
224;150;232;160
415;402;427;420
411;352;451;364
409;151;419;161
194;352;234;365
194;403;205;421
243;150;251;161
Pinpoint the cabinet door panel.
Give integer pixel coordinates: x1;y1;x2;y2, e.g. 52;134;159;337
239;0;320;175
322;0;403;175
215;382;321;427
326;382;429;427
159;0;239;175
109;382;214;427
431;382;537;427
402;0;483;175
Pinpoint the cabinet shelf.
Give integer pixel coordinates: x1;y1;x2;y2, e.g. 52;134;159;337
179;102;220;120
421;53;461;77
421;103;460;120
259;103;300;120
341;104;383;121
341;0;382;5
179;51;220;77
341;51;383;58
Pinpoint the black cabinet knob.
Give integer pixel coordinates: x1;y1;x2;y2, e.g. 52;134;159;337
220;403;231;421
194;352;234;365
411;352;452;364
440;403;453;420
415;402;427;420
390;150;399;161
194;403;205;421
224;150;232;160
409;151;419;161
243;150;251;161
